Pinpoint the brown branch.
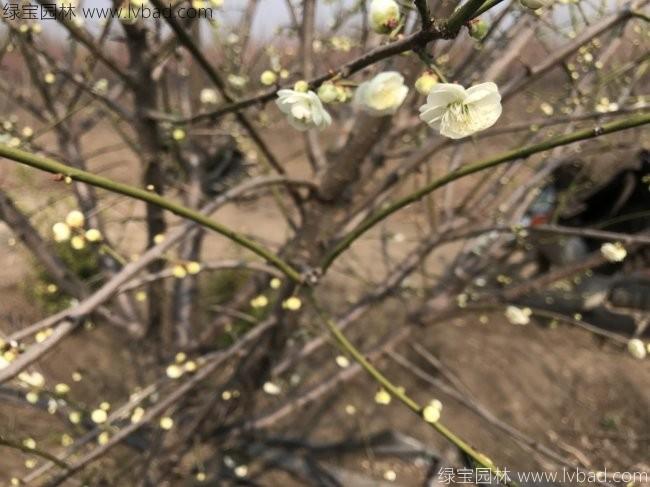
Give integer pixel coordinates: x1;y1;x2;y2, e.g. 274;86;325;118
414;0;433;29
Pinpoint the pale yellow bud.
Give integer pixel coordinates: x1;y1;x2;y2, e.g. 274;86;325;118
84;228;102;242
369;0;401;34
172;265;187;279
293;80;309;93
52;222;71;242
317;82;339;103
282;296;302;310
91;408;108;424
415;72;439;95
65;210;85;229
70;235;86;250
172;128;186;141
260;70;278;86
374;388;391;405
627;338;646;360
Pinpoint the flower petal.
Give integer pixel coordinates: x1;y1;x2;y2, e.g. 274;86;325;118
394;85;409;107
419;104;447;129
372;71;404;88
425;83;466;109
464;82;500;105
353;82;370;107
469;101;502;131
439;123;472;139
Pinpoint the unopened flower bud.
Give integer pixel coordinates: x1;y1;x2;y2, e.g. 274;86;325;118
369;0;401;34
627;338;646;360
260;70;278;86
293;80;309;93
415;72;439;95
469;19;489;40
317;82;339;103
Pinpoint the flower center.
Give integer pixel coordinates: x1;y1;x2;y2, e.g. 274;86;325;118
369;86;397;110
291;103;312;122
443;101;472;127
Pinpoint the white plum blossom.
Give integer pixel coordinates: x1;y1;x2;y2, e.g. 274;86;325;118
600;242;627;262
368;0;401;34
275;89;332;131
419;82;502;139
505;305;532;325
354;71;409;117
199;88;218;104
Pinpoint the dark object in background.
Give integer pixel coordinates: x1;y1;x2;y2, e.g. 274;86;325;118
199;136;250;197
528;149;650;270
558;149;650;246
519;149;650;336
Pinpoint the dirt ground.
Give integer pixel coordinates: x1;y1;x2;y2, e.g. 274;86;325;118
1;235;649;486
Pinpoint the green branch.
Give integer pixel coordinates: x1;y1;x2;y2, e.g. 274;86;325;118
322;113;650;269
446;0;493;32
306;291;514;485
0;144;303;283
473;0;507;18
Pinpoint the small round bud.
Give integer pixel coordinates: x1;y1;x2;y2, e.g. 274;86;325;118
94;78;109;94
172;128;186;141
469;19;489;40
627;338;646;360
250;295;268;308
84;229;102;242
70;236;86;250
415;72;439;95
374;388;391;405
293;80;309;93
369;0;401;34
282;296;302;310
317;82;339;103
601;242;627;262
159;416;174;430
172;265;187;279
91;408;108;424
52;222;71;242
65;210;85;229
260;70;278;86
262;381;281;395
199;88;218;104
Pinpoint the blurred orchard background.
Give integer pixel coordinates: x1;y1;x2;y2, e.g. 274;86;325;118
0;0;649;485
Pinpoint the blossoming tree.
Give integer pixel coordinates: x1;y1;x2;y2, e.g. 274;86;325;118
0;0;649;484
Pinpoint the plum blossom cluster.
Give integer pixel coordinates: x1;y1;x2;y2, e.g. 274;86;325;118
275;74;502;139
52;210;102;250
273;0;503;139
